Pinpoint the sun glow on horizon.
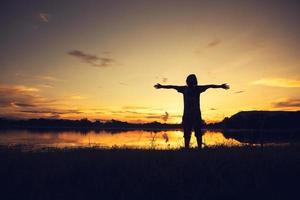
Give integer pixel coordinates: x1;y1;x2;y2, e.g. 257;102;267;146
1;0;300;122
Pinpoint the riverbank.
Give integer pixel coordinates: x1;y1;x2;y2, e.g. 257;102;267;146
1;146;299;200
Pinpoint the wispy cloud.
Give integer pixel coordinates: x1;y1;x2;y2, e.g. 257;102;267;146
122;106;150;110
272;98;300;109
195;38;222;53
110;106;178;122
206;39;221;48
141;112;181;122
0;85;178;121
11;103;37;108
15;73;60;83
39;84;54;89
119;82;128;86
36;75;59;82
0;85;40;93
155;76;168;83
68;50;114;68
19;109;82;115
70;95;87;100
0;84;84;119
0;85;49;111
235;90;245;94
252;78;300;88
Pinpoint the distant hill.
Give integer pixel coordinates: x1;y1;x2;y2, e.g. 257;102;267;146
1;111;300;130
0;118;180;130
211;111;300;130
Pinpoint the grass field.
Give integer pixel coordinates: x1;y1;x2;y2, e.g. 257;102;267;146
1;146;299;200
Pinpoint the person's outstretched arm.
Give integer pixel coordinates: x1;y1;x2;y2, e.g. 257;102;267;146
199;83;230;91
154;83;183;90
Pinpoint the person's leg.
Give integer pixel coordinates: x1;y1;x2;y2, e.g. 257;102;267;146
183;124;192;149
194;124;204;149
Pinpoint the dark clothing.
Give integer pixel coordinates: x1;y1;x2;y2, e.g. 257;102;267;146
176;86;207;138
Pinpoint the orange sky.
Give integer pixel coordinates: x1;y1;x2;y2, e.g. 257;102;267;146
0;0;300;123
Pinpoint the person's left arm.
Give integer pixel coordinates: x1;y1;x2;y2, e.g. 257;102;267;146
198;83;230;92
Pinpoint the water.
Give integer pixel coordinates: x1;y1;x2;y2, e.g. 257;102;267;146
0;129;243;150
0;129;297;150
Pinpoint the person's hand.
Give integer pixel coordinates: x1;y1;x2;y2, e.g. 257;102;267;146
221;83;230;90
154;83;162;89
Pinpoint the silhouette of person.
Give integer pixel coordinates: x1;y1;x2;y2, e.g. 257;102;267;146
154;74;229;148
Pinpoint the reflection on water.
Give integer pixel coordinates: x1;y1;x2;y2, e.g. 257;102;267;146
0;129;241;150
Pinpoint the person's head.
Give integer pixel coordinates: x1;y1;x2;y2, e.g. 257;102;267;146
186;74;198;87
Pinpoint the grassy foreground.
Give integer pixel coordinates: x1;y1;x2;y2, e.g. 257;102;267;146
0;146;300;200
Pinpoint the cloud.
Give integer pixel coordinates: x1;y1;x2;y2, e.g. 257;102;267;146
0;85;52;118
119;82;128;86
37;12;50;23
39;84;54;89
36;75;58;82
252;78;300;88
11;103;37;108
195;38;222;54
141;112;173;122
272;98;300;109
0;85;40;93
7;74;58;89
70;95;87;100
110;107;178;122
19;109;82;115
155;76;168;83
15;73;60;83
206;39;221;48
0;85;178;121
162;78;168;83
235;90;245;94
0;85;49;108
68;50;114;68
0;84;83;119
122;106;150;110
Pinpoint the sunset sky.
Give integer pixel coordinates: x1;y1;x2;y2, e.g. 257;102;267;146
1;0;300;123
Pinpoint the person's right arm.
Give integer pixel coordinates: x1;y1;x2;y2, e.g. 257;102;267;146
154;83;184;91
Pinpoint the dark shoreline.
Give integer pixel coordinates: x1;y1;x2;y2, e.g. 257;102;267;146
1;126;300;132
1;146;300;200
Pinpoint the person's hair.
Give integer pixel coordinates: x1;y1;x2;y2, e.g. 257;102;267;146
186;74;198;86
